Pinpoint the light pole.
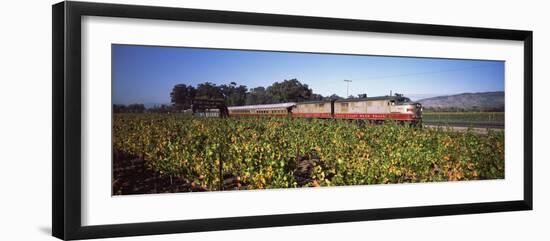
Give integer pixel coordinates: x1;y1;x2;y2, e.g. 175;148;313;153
344;79;352;98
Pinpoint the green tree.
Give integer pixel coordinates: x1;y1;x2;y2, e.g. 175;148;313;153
220;82;248;106
266;78;313;103
127;104;145;113
170;84;196;110
326;94;343;100
113;104;146;113
246;86;274;105
196;82;224;100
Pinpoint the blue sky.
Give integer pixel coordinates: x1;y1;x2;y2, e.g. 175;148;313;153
112;44;504;105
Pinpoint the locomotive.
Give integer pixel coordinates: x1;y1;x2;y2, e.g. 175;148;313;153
227;95;423;124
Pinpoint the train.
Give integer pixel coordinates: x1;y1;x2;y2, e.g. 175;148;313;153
227;95;423;124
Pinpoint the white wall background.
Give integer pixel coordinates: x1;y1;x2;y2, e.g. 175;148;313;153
0;0;547;240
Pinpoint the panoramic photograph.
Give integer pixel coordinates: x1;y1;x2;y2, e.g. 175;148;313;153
111;44;505;195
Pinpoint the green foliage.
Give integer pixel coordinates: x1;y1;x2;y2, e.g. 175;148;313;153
423;112;504;126
245;87;271;105
113;114;505;191
220;82;248;106
266;78;315;103
195;82;224;100
170;79;322;108
170;84;196;110
113;104;146;113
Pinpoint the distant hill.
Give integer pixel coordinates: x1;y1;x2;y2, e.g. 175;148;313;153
417;91;504;111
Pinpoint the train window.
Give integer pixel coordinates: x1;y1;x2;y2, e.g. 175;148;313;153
318;103;325;108
340;103;349;107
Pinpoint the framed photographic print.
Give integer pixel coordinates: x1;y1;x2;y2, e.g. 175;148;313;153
52;1;533;240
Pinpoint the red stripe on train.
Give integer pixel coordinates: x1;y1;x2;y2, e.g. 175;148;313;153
292;113;332;118
229;113;287;117
334;113;416;120
229;112;417;121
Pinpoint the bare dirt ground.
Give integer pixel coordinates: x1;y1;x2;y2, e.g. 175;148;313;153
112;151;196;195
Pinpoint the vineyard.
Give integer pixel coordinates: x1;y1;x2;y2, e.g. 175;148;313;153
423;112;504;127
112;113;504;194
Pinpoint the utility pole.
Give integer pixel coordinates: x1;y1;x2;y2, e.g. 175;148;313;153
344;79;352;98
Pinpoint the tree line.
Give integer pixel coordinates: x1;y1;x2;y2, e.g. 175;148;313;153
169;78;348;110
113;104;146;113
113;78;368;113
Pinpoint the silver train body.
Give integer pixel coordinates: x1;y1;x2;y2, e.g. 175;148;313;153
227;96;422;124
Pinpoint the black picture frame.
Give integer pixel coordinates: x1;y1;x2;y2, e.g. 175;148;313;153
52;1;533;240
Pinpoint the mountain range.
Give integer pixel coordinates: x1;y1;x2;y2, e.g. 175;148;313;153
417;91;504;111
